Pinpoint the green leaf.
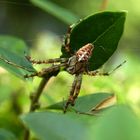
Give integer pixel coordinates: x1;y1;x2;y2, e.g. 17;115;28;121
0;35;29;55
21;106;140;140
61;11;127;70
92;105;140;140
0;129;17;140
30;0;79;24
46;93;113;112
0;36;36;79
21;111;95;140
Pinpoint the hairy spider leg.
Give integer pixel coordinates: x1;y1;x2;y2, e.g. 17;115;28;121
0;56;34;72
63;74;77;113
105;60;126;75
62;24;75;56
24;63;67;78
84;70;109;76
64;74;82;113
84;60;126;76
25;55;68;64
63;21;85;56
71;74;82;106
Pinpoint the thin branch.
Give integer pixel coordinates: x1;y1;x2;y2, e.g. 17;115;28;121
30;78;49;112
24;72;58;140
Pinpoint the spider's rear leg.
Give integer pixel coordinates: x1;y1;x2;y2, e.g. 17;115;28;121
64;74;78;113
25;55;68;64
85;60;126;76
70;74;82;106
84;70;109;76
64;74;82;113
105;60;126;75
24;63;67;78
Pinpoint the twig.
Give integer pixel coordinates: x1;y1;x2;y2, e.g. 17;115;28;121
30;78;49;112
24;72;58;140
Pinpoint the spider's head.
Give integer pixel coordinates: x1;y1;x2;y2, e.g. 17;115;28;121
76;43;94;62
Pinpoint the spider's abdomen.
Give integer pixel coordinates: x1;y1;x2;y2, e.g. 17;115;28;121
66;43;94;75
76;43;94;62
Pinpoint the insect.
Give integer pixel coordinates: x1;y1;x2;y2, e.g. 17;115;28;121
24;25;126;113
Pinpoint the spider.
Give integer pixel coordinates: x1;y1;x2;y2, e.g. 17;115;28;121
24;25;126;113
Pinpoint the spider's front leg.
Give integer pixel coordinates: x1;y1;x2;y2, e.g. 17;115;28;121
24;63;67;78
62;24;76;56
25;55;68;64
64;74;82;113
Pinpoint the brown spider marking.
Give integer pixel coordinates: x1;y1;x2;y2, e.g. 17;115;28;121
76;43;94;62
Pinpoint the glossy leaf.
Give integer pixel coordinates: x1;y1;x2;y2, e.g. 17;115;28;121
21;111;95;140
0;36;36;79
46;93;113;112
61;11;127;70
21;106;140;140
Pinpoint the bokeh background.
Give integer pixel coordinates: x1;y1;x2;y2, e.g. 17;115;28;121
0;0;140;138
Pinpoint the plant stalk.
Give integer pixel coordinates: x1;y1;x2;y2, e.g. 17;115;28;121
23;72;55;140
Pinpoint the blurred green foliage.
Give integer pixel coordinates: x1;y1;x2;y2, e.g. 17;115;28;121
21;105;140;140
0;0;140;140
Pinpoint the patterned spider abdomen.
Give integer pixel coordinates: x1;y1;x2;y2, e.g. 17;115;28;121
66;43;94;75
76;43;94;62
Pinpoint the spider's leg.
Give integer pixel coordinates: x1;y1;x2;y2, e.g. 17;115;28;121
84;70;109;76
85;60;126;76
62;24;75;56
0;56;34;72
64;74;78;113
83;70;100;76
85;70;111;76
25;55;68;64
105;60;126;75
24;63;67;78
71;74;82;106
